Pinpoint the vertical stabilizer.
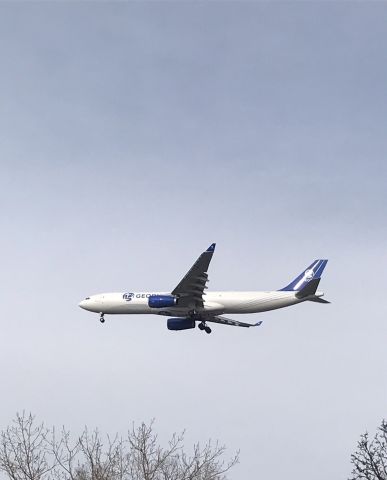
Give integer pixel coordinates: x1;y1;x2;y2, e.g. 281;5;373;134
280;259;328;292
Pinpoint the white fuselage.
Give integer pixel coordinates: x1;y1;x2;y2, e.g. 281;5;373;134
79;290;320;317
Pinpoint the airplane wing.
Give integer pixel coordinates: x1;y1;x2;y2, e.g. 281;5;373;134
171;243;216;309
207;315;262;328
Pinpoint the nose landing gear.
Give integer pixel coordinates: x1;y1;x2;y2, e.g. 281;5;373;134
99;313;105;323
198;321;211;334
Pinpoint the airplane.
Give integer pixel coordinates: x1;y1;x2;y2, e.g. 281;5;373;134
79;243;329;334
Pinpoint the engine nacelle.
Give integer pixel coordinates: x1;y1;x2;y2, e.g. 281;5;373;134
167;318;195;331
148;295;177;308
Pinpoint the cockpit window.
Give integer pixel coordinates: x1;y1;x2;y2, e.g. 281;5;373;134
85;297;90;300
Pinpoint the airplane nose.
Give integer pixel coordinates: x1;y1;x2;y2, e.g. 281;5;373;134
79;300;88;310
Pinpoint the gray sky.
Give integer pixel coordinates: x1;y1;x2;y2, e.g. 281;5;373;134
1;2;387;479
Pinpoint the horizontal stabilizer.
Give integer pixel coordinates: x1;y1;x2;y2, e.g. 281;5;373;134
295;278;320;299
308;296;331;304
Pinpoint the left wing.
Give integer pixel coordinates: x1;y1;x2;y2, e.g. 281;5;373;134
208;315;262;328
171;243;216;309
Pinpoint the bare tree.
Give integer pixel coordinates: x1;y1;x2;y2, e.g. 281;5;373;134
350;420;387;480
75;429;128;480
0;414;238;480
126;421;238;480
49;426;82;480
0;412;55;480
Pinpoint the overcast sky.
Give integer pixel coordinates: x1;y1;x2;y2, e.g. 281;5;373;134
1;2;387;479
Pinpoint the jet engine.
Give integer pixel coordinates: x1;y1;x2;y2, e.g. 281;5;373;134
148;295;177;308
167;318;195;331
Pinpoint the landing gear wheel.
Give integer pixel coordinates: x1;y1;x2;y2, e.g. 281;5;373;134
204;326;212;334
198;323;205;331
99;314;105;323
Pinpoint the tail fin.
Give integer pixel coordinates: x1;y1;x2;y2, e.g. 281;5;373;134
280;259;328;292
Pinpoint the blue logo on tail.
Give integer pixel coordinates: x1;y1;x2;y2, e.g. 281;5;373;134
280;259;328;292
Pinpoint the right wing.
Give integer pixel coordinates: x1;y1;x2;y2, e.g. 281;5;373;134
171;243;216;309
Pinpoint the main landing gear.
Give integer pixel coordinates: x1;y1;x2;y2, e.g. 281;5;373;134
99;313;105;323
198;322;211;334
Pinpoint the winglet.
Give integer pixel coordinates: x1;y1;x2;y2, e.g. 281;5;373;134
206;243;216;252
